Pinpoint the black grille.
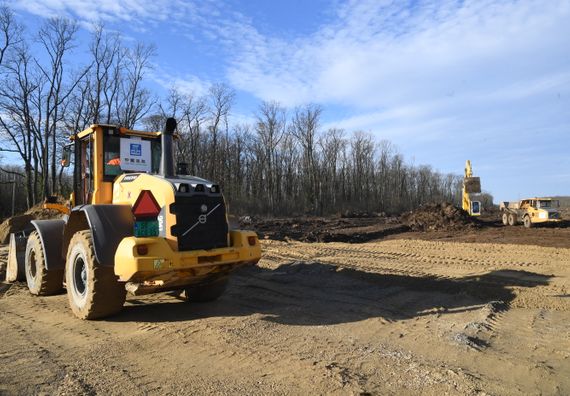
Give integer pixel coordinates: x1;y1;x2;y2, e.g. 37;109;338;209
170;194;228;251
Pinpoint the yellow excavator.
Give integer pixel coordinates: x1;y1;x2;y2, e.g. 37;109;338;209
7;118;261;319
462;160;482;216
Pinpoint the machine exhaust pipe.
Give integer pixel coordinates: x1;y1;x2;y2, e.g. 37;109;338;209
159;117;177;178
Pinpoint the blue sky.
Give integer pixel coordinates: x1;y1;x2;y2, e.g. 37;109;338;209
9;0;570;201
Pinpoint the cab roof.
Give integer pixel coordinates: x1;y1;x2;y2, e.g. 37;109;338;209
73;124;162;140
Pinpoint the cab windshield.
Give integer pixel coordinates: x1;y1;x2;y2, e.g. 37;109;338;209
104;135;161;181
538;200;558;208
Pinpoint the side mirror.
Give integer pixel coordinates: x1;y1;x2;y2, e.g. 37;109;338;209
61;146;71;168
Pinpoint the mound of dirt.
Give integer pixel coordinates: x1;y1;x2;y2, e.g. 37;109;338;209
401;202;478;232
0;204;63;244
240;216;407;243
24;205;62;221
0;214;34;244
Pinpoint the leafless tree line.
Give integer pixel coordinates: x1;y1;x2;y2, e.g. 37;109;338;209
151;91;463;216
0;6;155;207
0;5;463;218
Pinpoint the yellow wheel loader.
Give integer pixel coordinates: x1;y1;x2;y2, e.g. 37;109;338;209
7;118;261;319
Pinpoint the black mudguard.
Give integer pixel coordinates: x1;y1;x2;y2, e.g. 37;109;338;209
63;205;134;267
30;219;66;270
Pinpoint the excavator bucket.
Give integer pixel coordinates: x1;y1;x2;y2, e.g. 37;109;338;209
464;177;481;194
6;232;28;282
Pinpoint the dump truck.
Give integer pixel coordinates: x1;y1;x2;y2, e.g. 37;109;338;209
499;198;562;228
6;118;261;319
462;160;482;216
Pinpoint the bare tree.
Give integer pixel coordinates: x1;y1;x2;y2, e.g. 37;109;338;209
290;104;322;214
116;42;156;128
207;83;234;180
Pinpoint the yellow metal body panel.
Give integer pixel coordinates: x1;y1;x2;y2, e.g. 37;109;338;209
114;230;261;282
112;173;179;249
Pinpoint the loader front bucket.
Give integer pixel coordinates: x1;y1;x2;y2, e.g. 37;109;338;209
6;232;29;282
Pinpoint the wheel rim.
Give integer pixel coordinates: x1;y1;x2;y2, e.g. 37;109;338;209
73;256;87;297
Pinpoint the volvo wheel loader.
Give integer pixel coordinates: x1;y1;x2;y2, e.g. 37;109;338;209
7;118;261;319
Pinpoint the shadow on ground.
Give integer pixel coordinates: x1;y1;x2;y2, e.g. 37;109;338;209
111;262;552;325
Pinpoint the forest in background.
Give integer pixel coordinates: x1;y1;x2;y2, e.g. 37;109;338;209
0;5;489;220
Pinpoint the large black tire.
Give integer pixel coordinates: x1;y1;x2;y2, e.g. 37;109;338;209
508;213;517;226
502;212;509;226
25;231;63;295
523;216;533;228
183;275;229;303
65;230;126;320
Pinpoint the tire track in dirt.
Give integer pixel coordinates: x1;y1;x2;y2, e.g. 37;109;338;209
1;238;569;395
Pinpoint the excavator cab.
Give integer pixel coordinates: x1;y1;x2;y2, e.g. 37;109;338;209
470;200;481;216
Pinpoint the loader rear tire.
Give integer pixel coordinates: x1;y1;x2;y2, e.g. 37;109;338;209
508;213;517;226
183;275;228;302
523;216;533;228
502;212;509;226
65;230;126;320
25;231;63;295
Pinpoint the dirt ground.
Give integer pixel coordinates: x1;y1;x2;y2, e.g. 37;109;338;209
1;219;569;395
247;213;570;249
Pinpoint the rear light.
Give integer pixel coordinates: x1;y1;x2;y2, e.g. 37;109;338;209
247;236;257;246
132;190;161;218
136;245;148;255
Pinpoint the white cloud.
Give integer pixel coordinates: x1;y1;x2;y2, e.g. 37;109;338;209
11;0;203;30
150;69;211;98
221;0;570;111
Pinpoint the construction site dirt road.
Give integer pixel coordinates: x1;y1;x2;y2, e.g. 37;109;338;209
1;228;569;395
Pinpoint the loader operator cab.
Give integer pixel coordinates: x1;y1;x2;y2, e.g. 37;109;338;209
64;125;164;206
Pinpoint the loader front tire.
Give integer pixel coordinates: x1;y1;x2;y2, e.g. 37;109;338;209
183;275;229;302
25;231;63;295
65;230;126;320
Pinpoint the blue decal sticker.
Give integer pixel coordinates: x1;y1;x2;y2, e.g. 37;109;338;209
130;143;142;156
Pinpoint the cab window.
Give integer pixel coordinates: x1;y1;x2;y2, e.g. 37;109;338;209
103;134;161;181
104;135;122;178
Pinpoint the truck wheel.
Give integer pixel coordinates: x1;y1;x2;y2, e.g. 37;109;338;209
523;216;533;228
183;275;229;302
25;231;63;295
508;213;517;226
65;230;126;319
502;213;509;226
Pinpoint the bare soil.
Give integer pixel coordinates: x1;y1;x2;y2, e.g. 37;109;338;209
242;215;407;243
1;229;569;395
245;212;570;249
